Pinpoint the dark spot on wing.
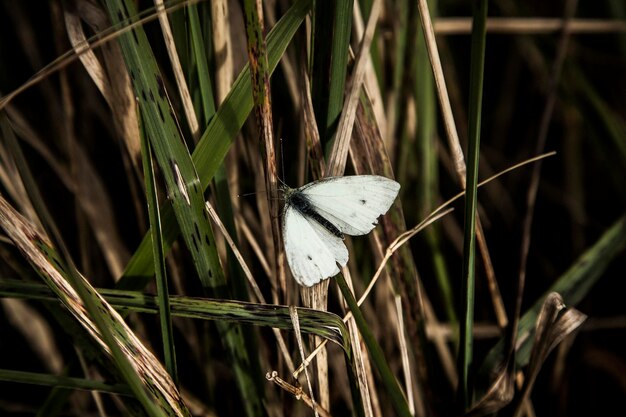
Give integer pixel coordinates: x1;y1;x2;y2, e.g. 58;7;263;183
360;199;367;205
307;255;313;261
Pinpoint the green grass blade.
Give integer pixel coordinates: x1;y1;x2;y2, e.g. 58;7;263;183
140;127;177;385
311;0;353;145
104;0;221;291
458;0;488;408
0;279;351;350
188;0;249;302
335;274;412;417
0;369;132;396
188;2;215;124
412;0;457;328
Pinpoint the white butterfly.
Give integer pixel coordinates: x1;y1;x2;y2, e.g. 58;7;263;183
281;175;401;287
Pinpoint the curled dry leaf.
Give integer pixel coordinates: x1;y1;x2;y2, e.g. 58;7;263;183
511;292;587;417
465;359;515;417
467;292;587;417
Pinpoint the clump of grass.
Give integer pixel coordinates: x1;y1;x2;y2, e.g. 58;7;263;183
1;0;625;416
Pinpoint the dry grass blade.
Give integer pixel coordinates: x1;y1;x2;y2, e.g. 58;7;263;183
72;145;131;279
204;200;295;372
64;2;141;168
1;299;63;373
352;0;387;144
290;306;320;417
0;127;39;225
237;218;272;278
3;107;75;193
153;0;199;139
242;0;285;295
511;292;587;417
434;17;626;35
300;66;326;179
326;0;382;177
416;0;464;180
516;0;577;339
0;195;189;416
395;296;417;416
417;0;508;330
211;0;233;102
338;269;376;417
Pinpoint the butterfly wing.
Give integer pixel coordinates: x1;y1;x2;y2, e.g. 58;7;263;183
299;175;400;236
282;204;349;286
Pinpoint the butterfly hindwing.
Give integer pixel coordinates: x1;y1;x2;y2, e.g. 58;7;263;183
299;175;400;236
282;205;348;286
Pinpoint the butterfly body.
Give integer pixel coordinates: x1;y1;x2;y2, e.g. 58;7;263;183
281;175;400;287
283;187;344;239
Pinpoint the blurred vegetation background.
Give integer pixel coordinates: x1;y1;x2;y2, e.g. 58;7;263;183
0;0;625;416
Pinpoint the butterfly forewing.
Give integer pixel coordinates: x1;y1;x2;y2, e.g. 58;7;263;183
299;176;400;236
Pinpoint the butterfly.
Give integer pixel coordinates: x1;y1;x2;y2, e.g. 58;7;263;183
281;175;400;286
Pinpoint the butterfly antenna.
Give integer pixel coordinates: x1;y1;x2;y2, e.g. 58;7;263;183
277;137;287;189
